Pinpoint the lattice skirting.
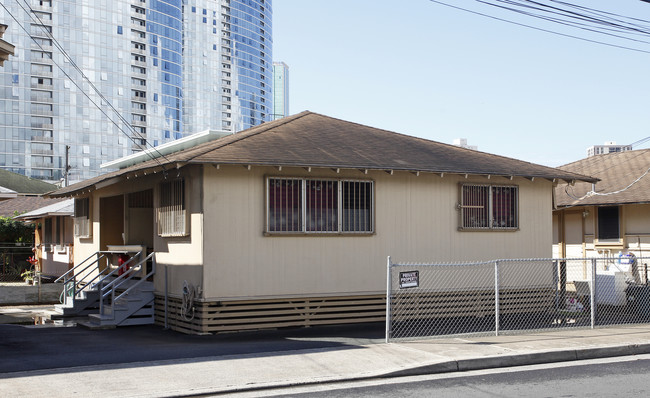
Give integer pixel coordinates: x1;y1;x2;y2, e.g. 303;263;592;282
391;287;557;321
154;294;387;335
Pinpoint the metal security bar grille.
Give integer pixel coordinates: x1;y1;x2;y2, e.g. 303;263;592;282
158;179;186;237
459;184;518;230
74;197;90;238
267;177;373;233
387;256;650;342
268;178;302;232
128;189;153;208
306;179;338;232
342;180;373;233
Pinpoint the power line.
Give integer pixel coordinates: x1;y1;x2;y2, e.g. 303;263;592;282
15;0;172;169
428;0;650;54
2;1;172;177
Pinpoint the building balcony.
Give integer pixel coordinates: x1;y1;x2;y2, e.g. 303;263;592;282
31;43;52;51
131;60;146;67
32;162;55;169
30;83;53;89
31;149;54;155
32;109;53;117
31;135;54;142
131;48;145;55
31;4;52;12
31;123;54;130
131;20;146;29
30;95;53;103
131;119;147;127
30;70;53;78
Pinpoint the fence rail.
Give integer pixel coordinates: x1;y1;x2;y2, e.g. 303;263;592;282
386;255;650;342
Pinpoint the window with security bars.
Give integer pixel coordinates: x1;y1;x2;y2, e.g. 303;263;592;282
74;197;91;238
267;178;373;233
460;184;518;230
157;179;187;237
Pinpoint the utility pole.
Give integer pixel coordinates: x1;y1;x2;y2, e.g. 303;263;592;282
64;145;70;187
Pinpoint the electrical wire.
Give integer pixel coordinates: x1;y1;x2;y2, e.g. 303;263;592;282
14;0;171;166
2;1;173;177
563;164;650;203
180;280;195;321
428;0;650;54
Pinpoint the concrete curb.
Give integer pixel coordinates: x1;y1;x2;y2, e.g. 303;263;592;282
167;344;650;397
382;344;650;379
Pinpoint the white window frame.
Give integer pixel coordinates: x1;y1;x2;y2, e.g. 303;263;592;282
157;179;188;237
459;183;519;231
266;177;374;234
74;197;91;238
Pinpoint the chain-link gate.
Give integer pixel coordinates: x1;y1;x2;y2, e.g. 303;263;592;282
386;255;650;342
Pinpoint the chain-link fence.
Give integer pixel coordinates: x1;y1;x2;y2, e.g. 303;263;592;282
386;255;650;342
0;244;33;282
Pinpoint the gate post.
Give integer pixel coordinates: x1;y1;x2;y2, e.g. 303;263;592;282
590;258;597;328
495;260;500;336
385;256;392;343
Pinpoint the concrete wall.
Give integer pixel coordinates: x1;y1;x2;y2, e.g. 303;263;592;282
0;283;62;305
200;165;555;301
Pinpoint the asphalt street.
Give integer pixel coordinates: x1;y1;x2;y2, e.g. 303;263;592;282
258;355;650;398
0;322;385;374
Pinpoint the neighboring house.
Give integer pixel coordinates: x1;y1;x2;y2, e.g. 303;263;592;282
0;169;58;200
49;111;595;333
0;196;68;218
14;199;74;278
0;23;15;67
554;149;650;262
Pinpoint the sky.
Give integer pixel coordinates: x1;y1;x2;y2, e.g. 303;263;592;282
272;0;650;167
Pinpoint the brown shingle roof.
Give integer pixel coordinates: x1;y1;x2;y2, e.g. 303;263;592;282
555;149;650;207
50;111;597;197
0;196;68;218
0;169;58;195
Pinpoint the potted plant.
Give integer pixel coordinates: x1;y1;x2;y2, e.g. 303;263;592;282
21;269;34;285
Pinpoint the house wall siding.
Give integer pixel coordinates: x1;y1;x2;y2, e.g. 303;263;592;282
72;167;204;297
200;165;554;301
553;203;650;260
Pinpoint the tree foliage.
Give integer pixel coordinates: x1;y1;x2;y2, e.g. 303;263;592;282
0;214;34;244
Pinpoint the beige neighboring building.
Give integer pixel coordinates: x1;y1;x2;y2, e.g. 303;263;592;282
50;112;594;334
15;199;74;278
0;24;15;66
554;149;650;262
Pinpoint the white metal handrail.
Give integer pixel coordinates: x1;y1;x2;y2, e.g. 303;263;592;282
99;252;156;320
54;251;108;300
55;250;143;306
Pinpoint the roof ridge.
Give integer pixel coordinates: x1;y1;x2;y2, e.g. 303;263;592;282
181;111;313;162
305;113;585;177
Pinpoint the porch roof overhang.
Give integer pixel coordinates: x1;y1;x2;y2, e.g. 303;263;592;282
14;198;74;220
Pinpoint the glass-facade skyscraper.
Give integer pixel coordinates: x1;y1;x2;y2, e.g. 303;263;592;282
272;61;288;120
0;0;272;183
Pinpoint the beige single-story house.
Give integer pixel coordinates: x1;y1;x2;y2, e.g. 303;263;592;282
15;199;74;278
554;149;650;265
553;149;650;306
50;112;595;333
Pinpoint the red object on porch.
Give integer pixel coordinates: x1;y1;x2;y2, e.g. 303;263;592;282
117;254;130;276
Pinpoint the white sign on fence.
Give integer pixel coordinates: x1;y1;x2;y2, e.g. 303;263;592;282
399;271;419;289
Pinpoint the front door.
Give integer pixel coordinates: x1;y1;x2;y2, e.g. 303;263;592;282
100;195;124;251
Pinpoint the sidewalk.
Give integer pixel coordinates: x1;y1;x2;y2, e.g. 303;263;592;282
2;310;650;397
